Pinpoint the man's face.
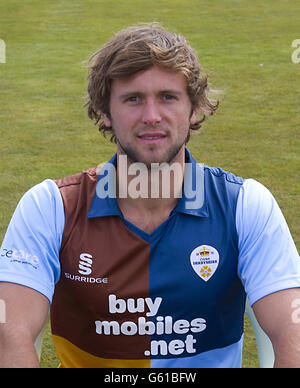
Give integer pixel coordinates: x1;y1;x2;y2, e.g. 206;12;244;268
102;66;198;167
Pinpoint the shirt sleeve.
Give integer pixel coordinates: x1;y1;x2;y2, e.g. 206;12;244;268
0;179;64;303
236;178;300;306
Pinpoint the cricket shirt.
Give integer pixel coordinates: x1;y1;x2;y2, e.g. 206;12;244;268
1;149;299;368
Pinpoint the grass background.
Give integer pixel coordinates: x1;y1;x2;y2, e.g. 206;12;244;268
0;0;299;368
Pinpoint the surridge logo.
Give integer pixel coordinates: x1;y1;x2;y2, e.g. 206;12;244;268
79;253;93;275
64;252;108;284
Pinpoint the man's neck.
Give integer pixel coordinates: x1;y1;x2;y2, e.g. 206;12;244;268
115;151;185;233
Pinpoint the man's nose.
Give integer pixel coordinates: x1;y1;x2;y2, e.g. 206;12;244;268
141;100;162;126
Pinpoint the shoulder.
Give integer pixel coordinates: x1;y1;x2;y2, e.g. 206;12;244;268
203;166;245;214
238;178;275;203
0;179;65;301
236;179;300;305
236;178;281;242
204;165;244;186
18;179;63;214
54;167;98;204
54;167;97;189
236;178;295;253
236;178;279;226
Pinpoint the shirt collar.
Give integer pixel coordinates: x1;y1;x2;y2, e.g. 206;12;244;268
88;148;208;219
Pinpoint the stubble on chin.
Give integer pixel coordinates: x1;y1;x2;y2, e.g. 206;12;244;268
116;134;189;169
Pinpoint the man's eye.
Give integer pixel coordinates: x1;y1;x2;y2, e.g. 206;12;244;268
126;96;139;102
163;94;176;101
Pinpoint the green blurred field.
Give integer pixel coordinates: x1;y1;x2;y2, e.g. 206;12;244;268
0;0;299;368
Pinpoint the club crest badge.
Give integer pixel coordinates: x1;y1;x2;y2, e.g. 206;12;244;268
190;245;219;282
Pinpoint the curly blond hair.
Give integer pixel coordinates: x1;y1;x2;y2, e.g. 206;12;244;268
86;23;219;143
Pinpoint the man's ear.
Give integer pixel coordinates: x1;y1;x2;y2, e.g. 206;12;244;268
190;109;199;125
101;112;112;127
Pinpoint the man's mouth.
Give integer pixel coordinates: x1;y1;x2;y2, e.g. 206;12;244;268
138;132;167;143
142;136;162;139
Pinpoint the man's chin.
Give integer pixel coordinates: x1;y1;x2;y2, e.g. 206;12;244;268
117;141;185;167
131;154;176;168
120;149;166;167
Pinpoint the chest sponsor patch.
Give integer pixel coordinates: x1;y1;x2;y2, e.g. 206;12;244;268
190;245;219;282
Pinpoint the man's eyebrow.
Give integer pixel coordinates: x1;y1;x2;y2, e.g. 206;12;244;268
118;90;183;100
118;91;143;100
160;89;183;95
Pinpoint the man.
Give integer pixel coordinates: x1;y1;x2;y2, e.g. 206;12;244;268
0;23;300;368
